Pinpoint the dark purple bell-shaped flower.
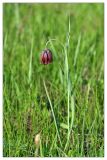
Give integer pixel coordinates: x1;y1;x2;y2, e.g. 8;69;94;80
40;49;53;65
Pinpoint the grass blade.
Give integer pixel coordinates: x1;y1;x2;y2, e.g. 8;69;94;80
74;33;81;67
28;39;33;84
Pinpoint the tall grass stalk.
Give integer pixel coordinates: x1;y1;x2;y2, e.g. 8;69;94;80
64;16;73;150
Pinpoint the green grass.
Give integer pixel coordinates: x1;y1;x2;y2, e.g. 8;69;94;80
3;3;104;157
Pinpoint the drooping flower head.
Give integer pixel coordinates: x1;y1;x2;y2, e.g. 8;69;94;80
40;49;53;65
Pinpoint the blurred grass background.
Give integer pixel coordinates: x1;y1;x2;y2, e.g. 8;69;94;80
3;3;104;157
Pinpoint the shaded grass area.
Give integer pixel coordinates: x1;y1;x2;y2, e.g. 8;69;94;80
3;3;104;157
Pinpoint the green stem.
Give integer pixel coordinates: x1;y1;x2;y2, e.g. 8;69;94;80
43;79;62;147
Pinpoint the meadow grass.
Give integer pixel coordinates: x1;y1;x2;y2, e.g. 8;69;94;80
3;3;104;157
